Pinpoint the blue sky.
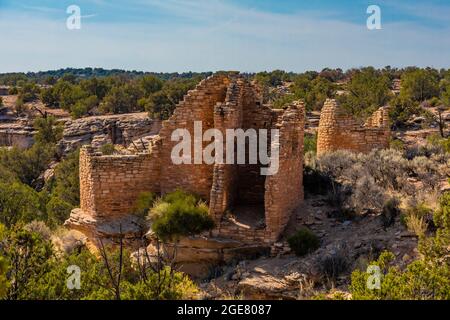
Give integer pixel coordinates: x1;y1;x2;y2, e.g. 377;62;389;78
0;0;449;73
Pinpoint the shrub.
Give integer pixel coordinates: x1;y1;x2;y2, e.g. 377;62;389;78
1;226;55;299
0;181;41;227
349;175;386;214
350;251;450;300
325;184;352;219
33;116;63;145
100;143;116;155
403;202;434;235
0;254;8;299
121;267;198;300
52;229;85;255
133;192;157;220
287;228;320;257
15;97;25;116
409;156;441;191
406;215;427;237
317;150;358;179
434;192;450;230
46;196;73;228
381;197;401;229
24;221;52;241
362;149;409;191
304;133;317;154
350;192;450;300
316;246;349;282
49;149;80;207
150;190;214;241
389;139;404;152
9;87;18;95
441;138;450;154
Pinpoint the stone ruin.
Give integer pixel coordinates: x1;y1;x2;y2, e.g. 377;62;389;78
65;73;305;273
317;99;390;155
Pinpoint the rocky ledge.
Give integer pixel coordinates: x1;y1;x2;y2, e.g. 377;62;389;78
58;113;162;156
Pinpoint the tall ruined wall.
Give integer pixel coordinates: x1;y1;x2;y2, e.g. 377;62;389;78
71;73;305;247
265;101;305;242
209;78;245;221
237;81;275;204
211;99;305;243
158;74;231;199
79;142;161;219
209;77;275;220
317;99;390;155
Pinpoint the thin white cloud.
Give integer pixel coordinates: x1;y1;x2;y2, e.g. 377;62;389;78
0;1;449;73
19;4;62;14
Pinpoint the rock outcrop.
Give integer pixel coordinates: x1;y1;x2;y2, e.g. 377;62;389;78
0;121;35;149
58;113;161;156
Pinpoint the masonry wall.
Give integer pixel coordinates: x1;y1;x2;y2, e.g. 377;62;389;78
209;78;245;221
73;73;306;246
79;142;161;219
209;77;276;219
265;102;305;242
237;81;275;204
317;99;390;155
158;74;231;200
210;99;305;243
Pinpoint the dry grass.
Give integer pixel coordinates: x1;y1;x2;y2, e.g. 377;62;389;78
406;215;427;237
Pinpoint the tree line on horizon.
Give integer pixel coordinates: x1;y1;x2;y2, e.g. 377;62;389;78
1;67;449;132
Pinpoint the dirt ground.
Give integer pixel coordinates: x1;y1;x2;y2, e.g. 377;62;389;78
200;194;419;300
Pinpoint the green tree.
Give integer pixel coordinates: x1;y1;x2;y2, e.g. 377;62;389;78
144;78;199;119
45;149;80;227
18;82;40;102
0;143;55;187
139;75;164;97
80;77;109;100
337;67;392;119
1;226;54;300
50;149;80;206
71;95;98;119
255;70;288;87
33;116;63;145
0;182;41;227
15;97;25;116
59;85;89;111
401;68;440;102
274;75;336;111
40;87;58;107
389;95;421;128
100;83;143;114
0;224;8;299
0;255;8;299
